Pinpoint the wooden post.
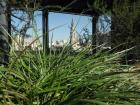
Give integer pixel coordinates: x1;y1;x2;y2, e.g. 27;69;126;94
42;10;49;53
92;14;99;54
8;5;11;46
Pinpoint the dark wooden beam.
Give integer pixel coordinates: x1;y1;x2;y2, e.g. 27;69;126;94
42;10;49;53
8;5;11;42
92;15;99;54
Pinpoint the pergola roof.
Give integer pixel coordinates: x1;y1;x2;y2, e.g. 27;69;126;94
9;0;101;16
10;0;138;16
40;0;93;16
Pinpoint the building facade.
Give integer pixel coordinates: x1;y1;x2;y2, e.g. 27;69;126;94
70;19;81;50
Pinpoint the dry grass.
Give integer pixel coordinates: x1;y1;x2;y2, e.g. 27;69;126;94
133;62;140;68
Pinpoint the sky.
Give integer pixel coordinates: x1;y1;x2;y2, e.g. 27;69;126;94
12;11;111;42
48;12;92;41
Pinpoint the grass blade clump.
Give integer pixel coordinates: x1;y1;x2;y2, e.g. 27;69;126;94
0;48;140;105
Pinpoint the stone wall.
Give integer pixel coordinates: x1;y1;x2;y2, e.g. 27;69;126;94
0;0;10;65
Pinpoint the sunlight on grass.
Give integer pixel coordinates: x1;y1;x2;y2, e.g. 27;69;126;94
0;47;140;105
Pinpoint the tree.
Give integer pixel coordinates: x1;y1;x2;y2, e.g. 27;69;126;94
88;0;140;62
79;28;91;47
111;1;140;48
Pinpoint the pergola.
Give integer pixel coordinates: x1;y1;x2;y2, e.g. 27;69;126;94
0;0;138;65
9;0;113;52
